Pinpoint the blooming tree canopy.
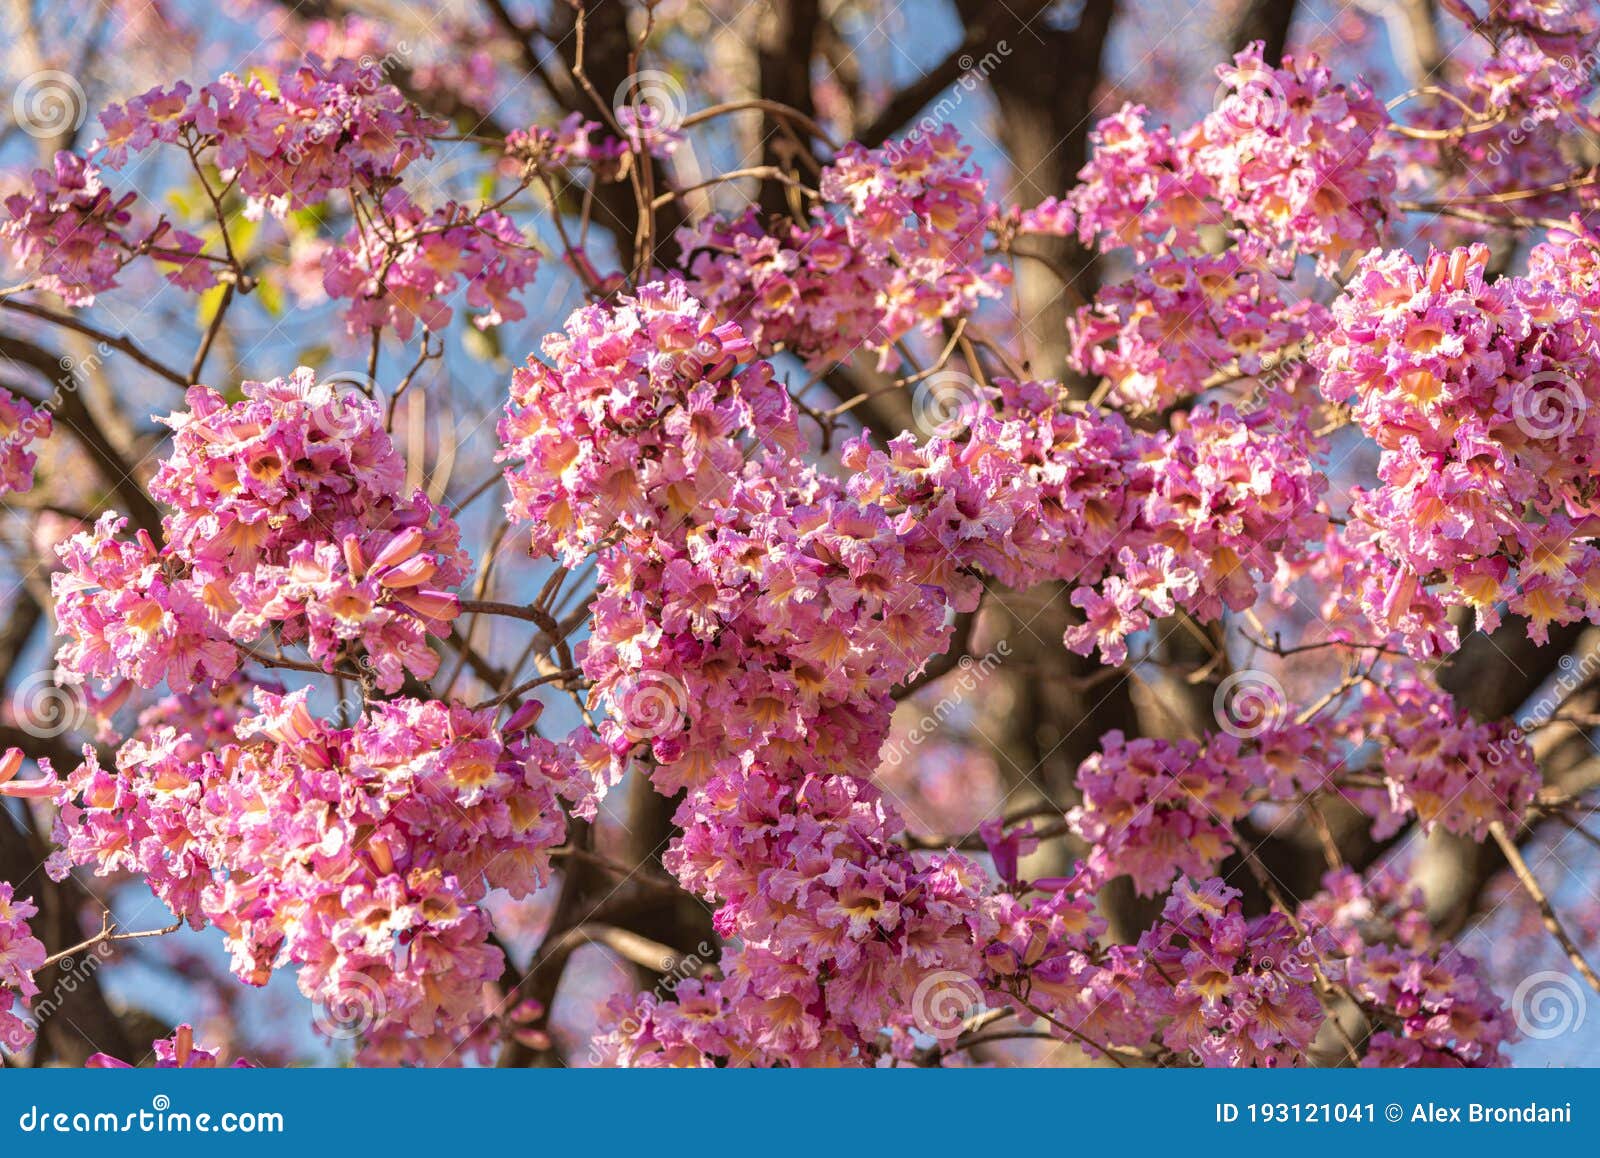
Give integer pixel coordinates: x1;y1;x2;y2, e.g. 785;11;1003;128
1;0;1599;1069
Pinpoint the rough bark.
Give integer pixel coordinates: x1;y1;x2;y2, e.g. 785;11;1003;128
1228;0;1298;60
756;0;821;216
954;0;1115;388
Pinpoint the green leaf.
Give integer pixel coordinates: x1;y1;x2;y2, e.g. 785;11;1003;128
255;277;284;318
196;283;228;327
462;325;503;364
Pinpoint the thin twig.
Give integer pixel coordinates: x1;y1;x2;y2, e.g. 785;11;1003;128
41;915;183;970
1489;820;1600;995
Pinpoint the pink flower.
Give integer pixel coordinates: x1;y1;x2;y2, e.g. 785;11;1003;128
52;687;579;1065
681;128;1009;370
87;1024;252;1068
2;152;145;304
322;190;538;339
0;882;46;1053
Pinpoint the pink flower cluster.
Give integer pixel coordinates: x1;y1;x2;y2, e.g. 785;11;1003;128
53;368;466;694
0;882;46;1054
98;59;442;219
498;267;1548;1066
1067;670;1537;894
498;280;797;566
505;284;998;1062
1282;520;1460;659
1136;879;1330;1067
847;380;1327;665
504;112;630;181
1076;390;1330;645
51;689;575;1064
1346;675;1539;840
1393;9;1599;228
290;14;501;121
1068;730;1267;895
43;685;259;923
983;877;1157;1054
1068;105;1219;260
1069;246;1324;412
322;189;539;339
1452;0;1598;51
986;878;1332;1067
1301;868;1514;1066
506;285;1339;1064
1071;44;1395;276
0;387;51;495
594;975;736;1067
7;56;449;313
1;152;174;304
1316;241;1600;651
681;127;1009;369
1070;710;1362;895
1193;45;1396;273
